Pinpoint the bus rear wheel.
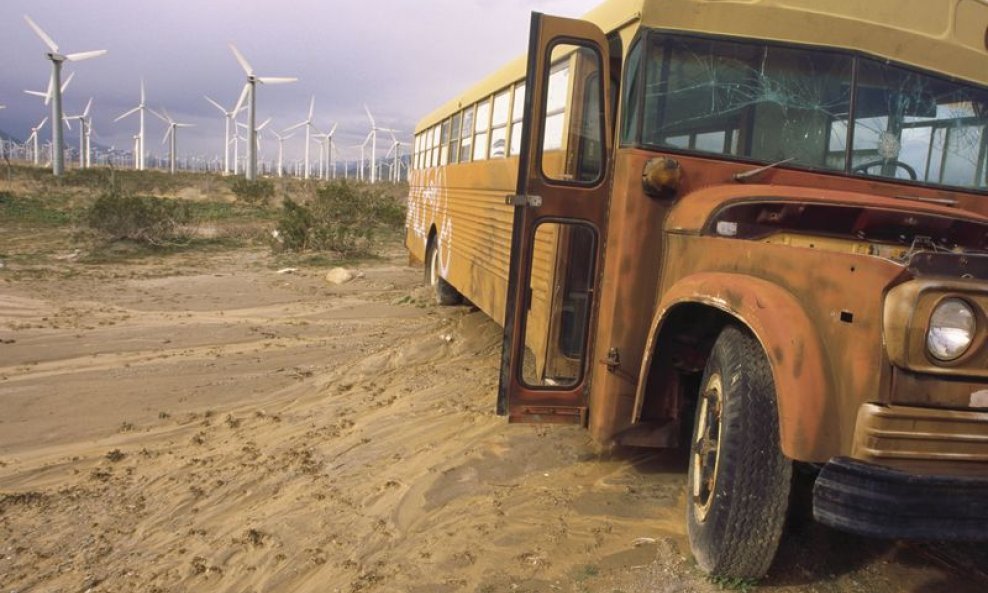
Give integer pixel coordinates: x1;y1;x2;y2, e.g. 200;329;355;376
686;325;791;580
425;240;461;306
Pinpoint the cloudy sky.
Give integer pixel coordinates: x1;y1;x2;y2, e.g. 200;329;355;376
0;0;600;165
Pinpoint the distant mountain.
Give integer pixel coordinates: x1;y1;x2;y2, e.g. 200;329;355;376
0;128;23;144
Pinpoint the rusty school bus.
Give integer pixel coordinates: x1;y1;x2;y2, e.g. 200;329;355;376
406;0;988;580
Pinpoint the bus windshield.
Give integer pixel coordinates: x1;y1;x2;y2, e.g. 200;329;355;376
625;31;988;191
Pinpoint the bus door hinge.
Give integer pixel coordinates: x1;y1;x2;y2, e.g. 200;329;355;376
505;194;543;207
601;347;638;384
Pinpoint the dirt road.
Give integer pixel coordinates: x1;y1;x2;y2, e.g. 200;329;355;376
0;246;983;592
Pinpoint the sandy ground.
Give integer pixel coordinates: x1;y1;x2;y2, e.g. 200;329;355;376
0;245;985;593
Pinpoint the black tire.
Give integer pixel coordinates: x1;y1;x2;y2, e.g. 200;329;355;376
425;240;461;306
686;325;792;580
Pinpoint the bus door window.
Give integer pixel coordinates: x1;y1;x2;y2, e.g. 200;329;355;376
522;222;596;387
540;44;605;183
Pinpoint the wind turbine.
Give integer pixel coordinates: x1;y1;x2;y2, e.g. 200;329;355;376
363;105;381;183
237;117;271;163
151;108;194;174
115;80;149;170
268;128;294;178
284;96;319;179
384;132;404;183
229;44;296;181
204;94;244;175
318;122;338;180
64;97;93;169
26;116;48;165
24;15;106;176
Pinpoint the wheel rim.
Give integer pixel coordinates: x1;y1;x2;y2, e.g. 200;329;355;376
692;372;723;523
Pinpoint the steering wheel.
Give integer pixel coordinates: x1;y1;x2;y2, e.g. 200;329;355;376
852;158;918;181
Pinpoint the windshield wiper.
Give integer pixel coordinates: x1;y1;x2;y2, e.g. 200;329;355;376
734;157;796;183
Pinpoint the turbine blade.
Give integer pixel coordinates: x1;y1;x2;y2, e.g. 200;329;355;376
83;97;93;117
204;95;226;114
257;117;272;131
115;106;140;122
162;127;172;144
364;104;375;127
38;116;49;129
149;108;168;123
24;90;48;98
329;122;338;136
24;15;58;53
176;123;195;128
257;76;297;85
66;49;107;62
233;83;250;116
140;79;146;103
60;71;75;93
284;121;306;132
229;44;253;75
307;96;315;120
64;117;72;131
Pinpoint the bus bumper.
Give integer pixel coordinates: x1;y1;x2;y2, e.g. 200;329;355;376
812;456;988;540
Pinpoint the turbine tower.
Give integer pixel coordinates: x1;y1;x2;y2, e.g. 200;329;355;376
115;80;149;170
204;95;244;176
229;44;296;181
24;15;106;176
268;128;294;178
64;97;93;169
363;105;380;183
151;109;194;174
284;96;319;179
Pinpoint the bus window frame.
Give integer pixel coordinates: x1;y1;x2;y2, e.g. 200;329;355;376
534;37;609;189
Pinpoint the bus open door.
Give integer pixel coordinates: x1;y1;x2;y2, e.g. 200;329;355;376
497;12;613;424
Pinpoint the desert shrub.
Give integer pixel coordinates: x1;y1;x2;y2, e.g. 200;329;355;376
86;191;192;245
230;178;275;204
276;198;316;251
0;191;75;225
274;182;406;256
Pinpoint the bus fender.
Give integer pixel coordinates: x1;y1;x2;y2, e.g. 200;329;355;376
634;272;832;461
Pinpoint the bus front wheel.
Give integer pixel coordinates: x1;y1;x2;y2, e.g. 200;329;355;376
425;241;461;306
686;325;792;580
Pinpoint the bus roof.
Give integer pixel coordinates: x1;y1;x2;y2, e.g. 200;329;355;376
416;0;988;133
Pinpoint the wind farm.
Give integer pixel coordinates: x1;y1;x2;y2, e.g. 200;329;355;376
2;14;417;183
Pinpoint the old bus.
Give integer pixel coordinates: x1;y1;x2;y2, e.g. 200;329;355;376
405;0;988;580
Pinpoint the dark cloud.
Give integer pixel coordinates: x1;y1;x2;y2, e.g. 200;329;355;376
1;0;599;164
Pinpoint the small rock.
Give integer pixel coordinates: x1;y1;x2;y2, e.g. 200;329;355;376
276;267;298;274
325;267;354;285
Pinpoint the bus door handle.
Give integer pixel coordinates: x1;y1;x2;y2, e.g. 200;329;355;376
505;194;543;208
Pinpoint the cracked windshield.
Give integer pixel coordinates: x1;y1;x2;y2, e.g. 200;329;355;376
632;33;988;190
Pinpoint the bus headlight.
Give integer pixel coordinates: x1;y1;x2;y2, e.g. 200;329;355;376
927;298;976;362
